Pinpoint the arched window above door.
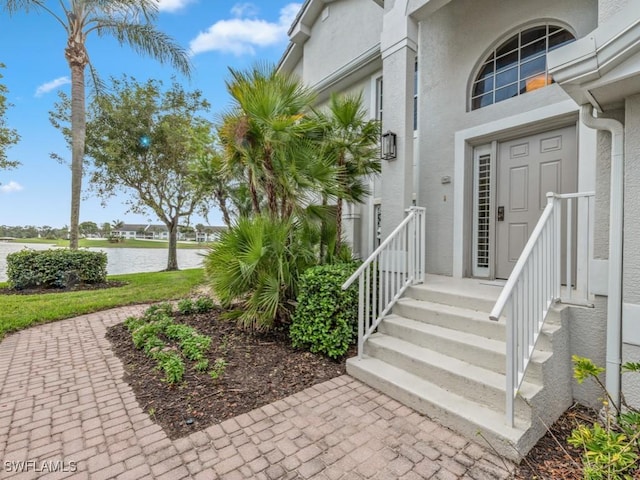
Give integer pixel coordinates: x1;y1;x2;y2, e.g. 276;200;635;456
471;24;575;110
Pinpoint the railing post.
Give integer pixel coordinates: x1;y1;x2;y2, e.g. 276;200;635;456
357;274;364;360
506;298;515;427
420;209;426;282
566;197;573;301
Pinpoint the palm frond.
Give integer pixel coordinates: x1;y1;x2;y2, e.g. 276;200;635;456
90;21;191;76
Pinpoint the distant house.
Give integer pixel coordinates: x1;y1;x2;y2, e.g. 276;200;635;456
111;224;162;240
195;226;226;243
111;224;226;242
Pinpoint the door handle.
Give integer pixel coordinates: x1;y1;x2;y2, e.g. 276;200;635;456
497;206;505;222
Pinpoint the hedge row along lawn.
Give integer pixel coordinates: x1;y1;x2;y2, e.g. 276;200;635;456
0;268;205;339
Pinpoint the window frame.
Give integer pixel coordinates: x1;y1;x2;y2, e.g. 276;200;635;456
470;23;576;111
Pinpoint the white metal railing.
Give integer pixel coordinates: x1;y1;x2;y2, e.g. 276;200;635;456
342;207;426;358
490;191;595;426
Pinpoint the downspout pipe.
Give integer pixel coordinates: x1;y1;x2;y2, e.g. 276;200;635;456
580;104;624;412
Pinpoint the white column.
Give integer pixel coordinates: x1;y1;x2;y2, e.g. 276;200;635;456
380;2;418;237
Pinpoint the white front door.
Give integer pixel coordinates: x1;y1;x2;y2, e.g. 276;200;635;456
495;126;577;279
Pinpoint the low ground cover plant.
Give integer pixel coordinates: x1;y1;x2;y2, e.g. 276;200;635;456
568;356;640;480
124;299;218;384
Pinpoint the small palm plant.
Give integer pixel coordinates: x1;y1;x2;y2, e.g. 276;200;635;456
204;215;316;331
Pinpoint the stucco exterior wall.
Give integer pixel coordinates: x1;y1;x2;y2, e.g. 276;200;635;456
598;0;633;23
622;344;640;408
567;298;609;407
623;95;640;303
302;0;382;87
621;94;640;408
415;0;597;275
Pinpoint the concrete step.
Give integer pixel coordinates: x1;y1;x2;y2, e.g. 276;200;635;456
364;333;542;416
393;298;506;340
346;356;532;461
378;314;551;381
393;298;562;351
406;281;501;313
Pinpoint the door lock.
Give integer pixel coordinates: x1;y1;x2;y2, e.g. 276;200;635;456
497;206;505;222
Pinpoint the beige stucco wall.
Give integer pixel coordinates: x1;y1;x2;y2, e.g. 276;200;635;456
414;0;597;275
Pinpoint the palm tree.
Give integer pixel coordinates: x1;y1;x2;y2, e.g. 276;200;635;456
314;92;381;253
218;64;334;221
2;0;191;250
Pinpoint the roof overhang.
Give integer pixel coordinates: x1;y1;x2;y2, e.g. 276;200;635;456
548;3;640;111
278;0;384;73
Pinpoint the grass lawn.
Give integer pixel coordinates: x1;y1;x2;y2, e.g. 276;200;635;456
0;268;205;340
16;238;210;249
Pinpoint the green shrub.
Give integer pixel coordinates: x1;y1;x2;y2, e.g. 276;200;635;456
6;248;107;289
209;358;227;380
143;336;165;355
124;316;144;332
155;350;185;384
177;298;195;315
165;323;211;361
194;296;214;313
141;303;174;322
290;262;359;359
194;358;209;372
132;322;165;349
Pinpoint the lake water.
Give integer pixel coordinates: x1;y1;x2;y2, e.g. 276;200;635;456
0;242;207;282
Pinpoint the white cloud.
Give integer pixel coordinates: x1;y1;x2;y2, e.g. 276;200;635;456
34;76;70;97
157;0;195;12
231;3;259;18
189;2;302;56
0;181;24;194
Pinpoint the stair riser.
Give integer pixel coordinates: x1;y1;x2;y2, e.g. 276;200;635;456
406;285;498;312
378;320;545;383
364;340;535;417
393;301;506;341
346;359;527;461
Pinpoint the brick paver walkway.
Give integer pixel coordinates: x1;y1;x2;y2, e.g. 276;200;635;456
0;307;515;479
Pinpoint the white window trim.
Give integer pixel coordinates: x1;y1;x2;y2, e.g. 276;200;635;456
471;144;495;278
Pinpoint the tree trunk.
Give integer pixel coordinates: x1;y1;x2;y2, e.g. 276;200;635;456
215;188;232;227
263;151;278;217
335;198;343;255
248;170;261;215
65;39;88;250
335;153;345;255
320;195;328;262
166;220;179;271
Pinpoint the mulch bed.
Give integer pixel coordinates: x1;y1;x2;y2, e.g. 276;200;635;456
512;404;594;479
106;309;350;439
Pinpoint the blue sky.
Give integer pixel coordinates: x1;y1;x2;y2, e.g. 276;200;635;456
0;0;301;228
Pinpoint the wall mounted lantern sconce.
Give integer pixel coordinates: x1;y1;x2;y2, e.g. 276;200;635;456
381;131;397;160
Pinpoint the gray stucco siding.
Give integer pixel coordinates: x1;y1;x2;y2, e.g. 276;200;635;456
303;0;382;87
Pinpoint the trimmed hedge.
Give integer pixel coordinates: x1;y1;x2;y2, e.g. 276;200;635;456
290;262;359;359
6;249;108;289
